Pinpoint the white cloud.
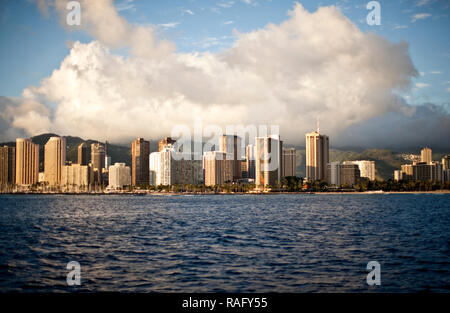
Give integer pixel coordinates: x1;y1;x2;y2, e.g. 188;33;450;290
415;83;430;88
411;13;431;22
115;0;135;12
394;25;408;29
50;0;174;59
158;22;180;29
184;9;195;15
242;0;258;7
217;1;235;8
429;71;441;74
5;2;419;146
415;0;432;7
223;20;234;25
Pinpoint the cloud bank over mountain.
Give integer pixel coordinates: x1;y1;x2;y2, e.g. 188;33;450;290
1;1;448;149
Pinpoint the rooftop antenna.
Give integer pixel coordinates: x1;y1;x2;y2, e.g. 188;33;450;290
316;117;320;134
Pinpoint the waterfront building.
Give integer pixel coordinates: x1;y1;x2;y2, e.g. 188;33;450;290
0;146;15;186
399;161;443;182
413;162;443;182
401;164;414;180
241;159;248;179
442;155;450;170
150;151;161;186
152;146;203;186
131;138;150;186
444;169;450;182
91;143;106;173
326;162;360;187
394;170;403;181
421;147;432;164
61;163;92;191
160;147;203;185
105;156;112;170
340;164;361;186
255;135;283;188
305;130;329;181
108;163;131;189
282;148;296;177
204;151;233;186
15;138;39;185
343;160;376;181
77;143;88;165
44;136;66;186
219;135;242;181
245;144;256;179
327;162;341;186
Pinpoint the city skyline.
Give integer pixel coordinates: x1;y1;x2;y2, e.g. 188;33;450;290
1;129;449;192
0;1;449;150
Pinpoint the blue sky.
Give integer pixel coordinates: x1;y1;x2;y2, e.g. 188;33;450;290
0;0;449;149
0;0;449;104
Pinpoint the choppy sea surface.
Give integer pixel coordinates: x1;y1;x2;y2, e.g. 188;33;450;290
0;194;448;292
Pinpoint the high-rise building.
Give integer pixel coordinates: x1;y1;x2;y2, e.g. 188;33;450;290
15;138;39;185
158;137;176;152
326;162;360;187
105;156;112;170
305;131;329;181
255;135;283;188
241;160;248;179
203;151;233;186
158;147;203;186
246;144;256;179
421;147;432;164
91;143;105;171
394;170;403;181
340;164;361;186
343;160;376;181
282;148;296;177
399;161;443;182
444;169;450;182
131;138;150;186
77;143;88;165
150;151;161;186
0;146;16;187
61;164;92;191
219;135;242;181
327;162;341;186
413;162;443;182
442;155;450;170
401;164;414;180
44;136;66;186
108;163;131;189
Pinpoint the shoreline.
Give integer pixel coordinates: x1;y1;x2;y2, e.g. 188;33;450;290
1;190;449;196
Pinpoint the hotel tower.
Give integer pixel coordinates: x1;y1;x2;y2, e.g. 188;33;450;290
15;138;39;185
305;123;329;181
131;138;150;186
44;136;66;186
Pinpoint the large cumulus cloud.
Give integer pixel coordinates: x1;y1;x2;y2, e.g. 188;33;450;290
4;1;446;149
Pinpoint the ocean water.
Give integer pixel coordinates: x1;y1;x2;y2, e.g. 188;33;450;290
0;193;448;292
